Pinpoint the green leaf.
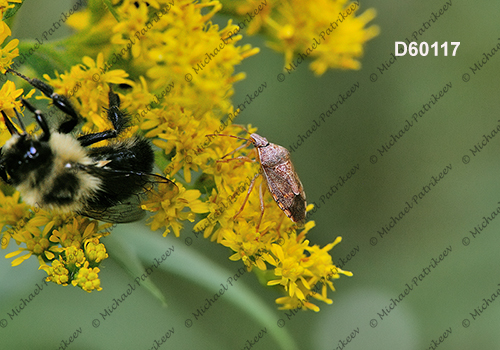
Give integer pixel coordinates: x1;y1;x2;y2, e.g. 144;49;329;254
106;223;299;350
3;1;24;20
14;41;77;76
103;228;168;306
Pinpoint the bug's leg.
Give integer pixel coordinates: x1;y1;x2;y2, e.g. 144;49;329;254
77;88;131;147
216;142;258;165
274;215;286;239
22;99;51;141
255;180;266;232
233;172;259;221
220;140;252;159
7;68;80;134
216;155;255;164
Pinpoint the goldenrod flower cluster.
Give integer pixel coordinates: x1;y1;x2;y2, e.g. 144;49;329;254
0;0;375;309
223;0;379;74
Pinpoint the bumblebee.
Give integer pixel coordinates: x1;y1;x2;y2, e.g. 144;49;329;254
0;69;177;223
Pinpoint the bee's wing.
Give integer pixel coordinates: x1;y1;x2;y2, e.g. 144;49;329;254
262;162;306;225
78;168;178;223
79;200;147;223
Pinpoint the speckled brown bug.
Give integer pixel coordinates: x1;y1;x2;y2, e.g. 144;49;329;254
208;130;307;230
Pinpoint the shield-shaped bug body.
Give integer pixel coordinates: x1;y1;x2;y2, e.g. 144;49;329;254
208;131;307;229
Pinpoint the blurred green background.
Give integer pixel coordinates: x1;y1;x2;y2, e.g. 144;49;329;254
2;0;500;349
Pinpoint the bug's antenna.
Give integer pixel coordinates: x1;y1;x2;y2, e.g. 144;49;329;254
206;133;253;159
231;124;251;135
206;133;249;142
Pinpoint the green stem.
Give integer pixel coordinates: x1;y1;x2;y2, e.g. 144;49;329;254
101;0;121;22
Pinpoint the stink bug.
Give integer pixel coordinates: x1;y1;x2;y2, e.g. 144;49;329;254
208;130;307;229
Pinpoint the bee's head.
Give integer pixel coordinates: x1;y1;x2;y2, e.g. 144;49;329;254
1;111;52;185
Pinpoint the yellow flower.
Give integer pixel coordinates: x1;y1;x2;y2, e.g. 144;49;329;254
141;181;209;237
36;217;109;292
1;0;256;294
221;223;270;271
48;217;104;249
109;0;259;117
0;79;35;149
41;260;70;286
231;0;379;75
1;203;110;292
267;239;312;300
85;238;108;264
305;237;353;290
41;53;134;132
65;10;90;31
6;214;54;266
71;261;102;292
0;0;22;16
0;19;18;73
111;1;151;58
230;0;271;35
0;80;23;117
267;235;352;311
0;1;350;307
191;124;351;310
0;191;30;248
194;124;291;241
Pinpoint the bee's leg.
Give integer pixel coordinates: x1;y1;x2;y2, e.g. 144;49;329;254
7;68;80;134
1;110;23;136
0;147;12;184
20;99;51;142
0;170;7;183
0;166;10;184
77;88;131;147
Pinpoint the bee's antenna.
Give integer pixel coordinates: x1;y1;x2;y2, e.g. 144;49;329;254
21;99;51;141
14;109;27;133
6;68;30;82
6;68;80;127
